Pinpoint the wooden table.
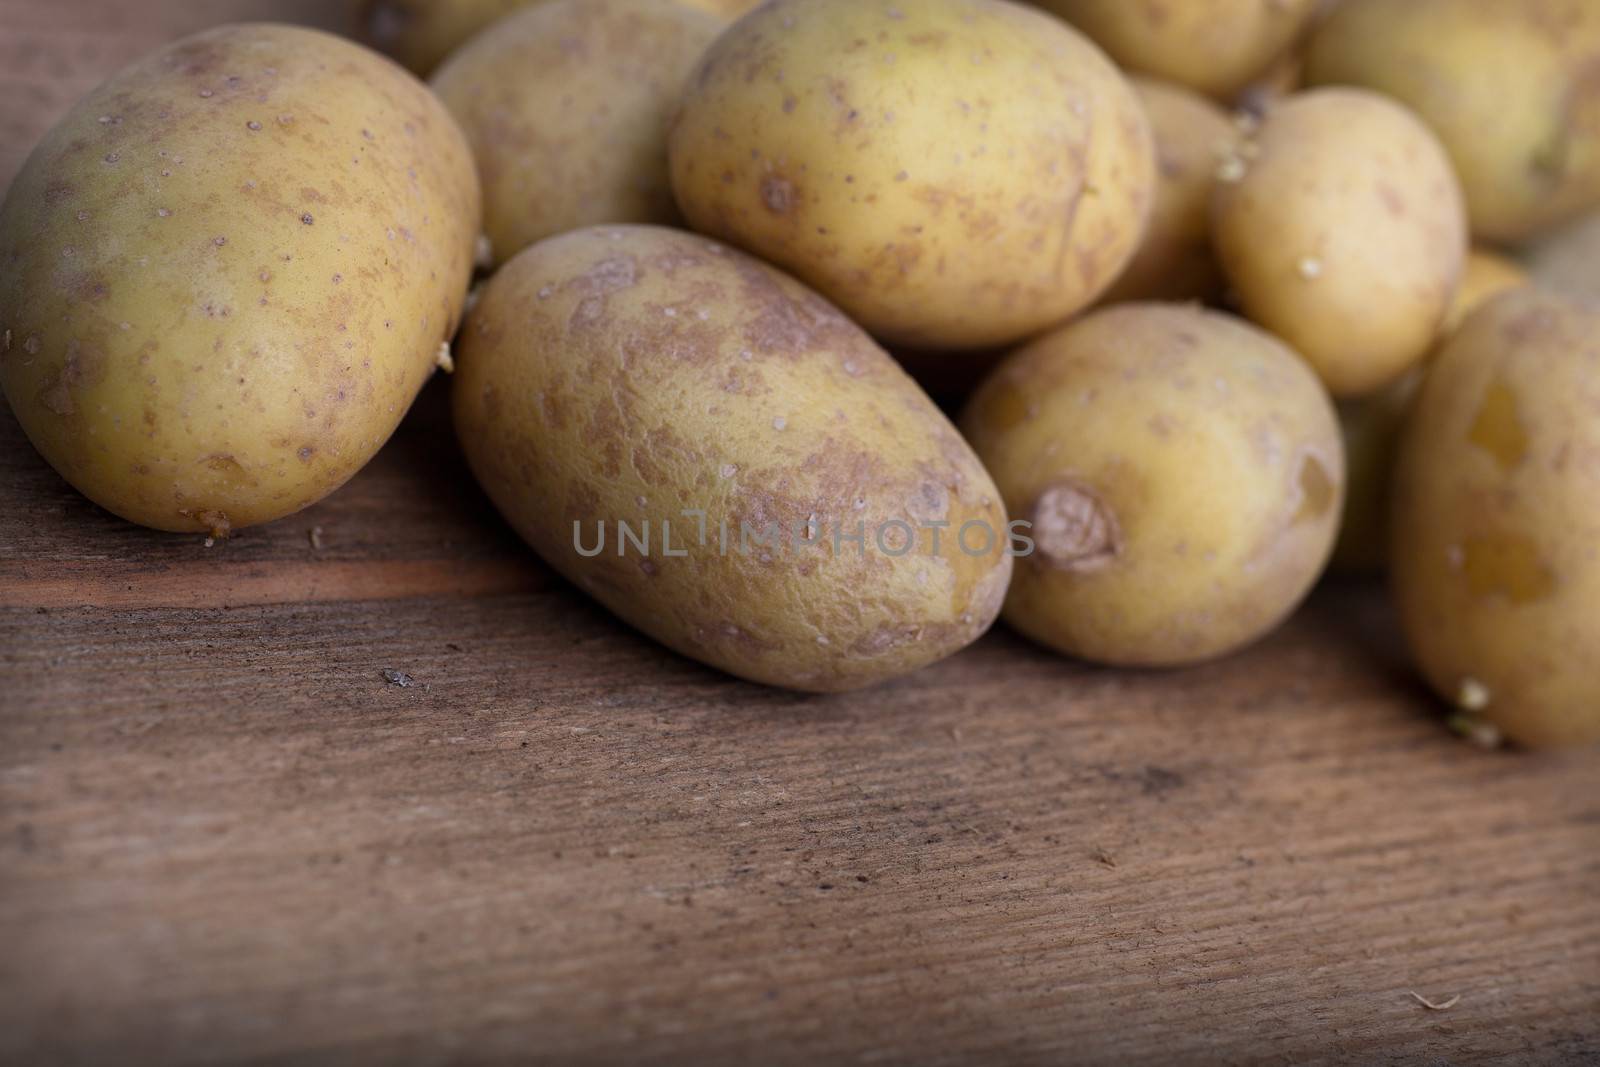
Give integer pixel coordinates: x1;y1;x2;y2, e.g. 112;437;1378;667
2;2;1597;1063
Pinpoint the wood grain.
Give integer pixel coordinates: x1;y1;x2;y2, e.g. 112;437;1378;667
1;2;1598;1064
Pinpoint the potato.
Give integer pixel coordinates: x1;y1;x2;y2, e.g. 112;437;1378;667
453;225;1013;691
668;0;1155;351
961;303;1343;667
357;0;755;75
1033;0;1323;101
1334;250;1531;572
0;24;480;537
1391;289;1600;747
1442;249;1534;336
1212;88;1468;399
1305;0;1600;244
1100;78;1239;306
432;0;723;268
1337;248;1531;568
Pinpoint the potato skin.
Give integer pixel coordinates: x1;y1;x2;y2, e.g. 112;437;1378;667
356;0;753;75
1212;88;1468;399
1100;78;1239;306
668;0;1155;351
1391;289;1600;747
432;0;723;268
453;226;1013;691
962;304;1343;667
1034;0;1322;101
1305;0;1600;244
1334;250;1530;573
0;24;480;536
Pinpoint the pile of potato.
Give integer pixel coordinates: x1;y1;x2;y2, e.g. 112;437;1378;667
1;0;1596;747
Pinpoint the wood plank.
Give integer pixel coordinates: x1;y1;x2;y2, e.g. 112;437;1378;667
0;383;548;608
2;584;1597;1064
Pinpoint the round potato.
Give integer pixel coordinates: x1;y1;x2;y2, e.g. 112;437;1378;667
1391;289;1600;747
668;0;1155;351
1100;78;1239;306
0;24;480;537
1212;88;1468;399
1305;0;1600;244
356;0;755;75
454;225;1014;691
962;303;1343;667
432;0;723;268
1334;249;1530;572
1442;249;1534;336
1033;0;1323;101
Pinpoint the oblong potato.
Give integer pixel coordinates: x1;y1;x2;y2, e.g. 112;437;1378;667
0;24;480;536
1391;289;1600;747
962;303;1343;667
1306;0;1600;244
1334;249;1531;573
454;225;1013;691
1212;88;1468;399
1034;0;1323;101
432;0;723;268
356;0;755;76
1100;78;1239;306
668;0;1155;351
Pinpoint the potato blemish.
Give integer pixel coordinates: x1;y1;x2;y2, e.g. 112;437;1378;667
1462;533;1556;603
1467;379;1529;472
1030;480;1120;573
1293;452;1335;523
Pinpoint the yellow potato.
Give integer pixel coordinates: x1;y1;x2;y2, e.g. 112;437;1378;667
1306;0;1600;244
1212;88;1468;399
1100;78;1239;306
1391;289;1600;747
668;0;1155;351
0;24;480;537
356;0;754;75
1442;249;1533;336
1034;0;1323;101
454;225;1014;691
1333;250;1531;573
962;303;1343;667
432;0;723;268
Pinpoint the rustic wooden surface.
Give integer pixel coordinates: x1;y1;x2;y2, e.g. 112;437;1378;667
2;2;1598;1064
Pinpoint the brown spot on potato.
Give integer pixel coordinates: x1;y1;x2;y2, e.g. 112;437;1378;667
179;508;233;540
1376;181;1406;217
1293;453;1335;523
39;359;80;415
66;273;110;303
1462;534;1556;604
761;175;796;215
1468;380;1529;472
203;453;247;477
1030;481;1120;572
